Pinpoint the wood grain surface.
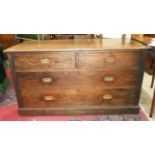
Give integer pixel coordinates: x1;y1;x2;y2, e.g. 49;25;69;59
5;38;148;52
6;39;149;115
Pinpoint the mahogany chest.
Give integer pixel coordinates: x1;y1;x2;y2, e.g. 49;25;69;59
5;39;149;115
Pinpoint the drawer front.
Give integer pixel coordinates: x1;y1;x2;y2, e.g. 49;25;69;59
19;87;136;108
17;70;138;89
79;51;141;69
14;53;75;72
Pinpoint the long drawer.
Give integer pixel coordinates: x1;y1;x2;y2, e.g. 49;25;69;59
19;87;136;108
14;53;76;72
17;70;138;88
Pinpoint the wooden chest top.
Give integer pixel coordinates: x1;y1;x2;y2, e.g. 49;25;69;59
5;38;148;52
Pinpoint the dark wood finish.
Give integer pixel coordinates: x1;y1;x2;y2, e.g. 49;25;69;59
0;34;16;49
18;87;136;108
79;51;141;69
144;34;155;38
8;54;24;108
16;70;138;88
14;53;76;72
5;39;149;116
19;105;139;116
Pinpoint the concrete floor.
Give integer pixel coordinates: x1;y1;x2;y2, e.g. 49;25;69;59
139;72;155;120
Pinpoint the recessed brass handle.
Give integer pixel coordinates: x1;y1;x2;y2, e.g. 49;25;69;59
104;76;115;82
103;94;113;100
44;96;54;101
105;57;115;64
42;78;53;83
40;58;50;64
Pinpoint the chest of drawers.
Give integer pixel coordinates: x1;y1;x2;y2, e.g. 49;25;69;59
5;39;149;115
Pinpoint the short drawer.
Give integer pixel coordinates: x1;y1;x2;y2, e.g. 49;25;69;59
79;51;141;69
17;70;138;89
19;87;136;108
14;53;76;72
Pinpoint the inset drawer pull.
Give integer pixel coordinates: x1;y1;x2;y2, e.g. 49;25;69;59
44;96;54;101
40;59;50;64
104;76;115;82
103;94;113;100
42;78;53;83
105;58;115;64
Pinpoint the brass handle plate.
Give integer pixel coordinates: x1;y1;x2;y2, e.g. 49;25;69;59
44;96;54;101
103;94;113;100
105;57;115;64
42;78;53;83
40;59;50;64
104;76;115;82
